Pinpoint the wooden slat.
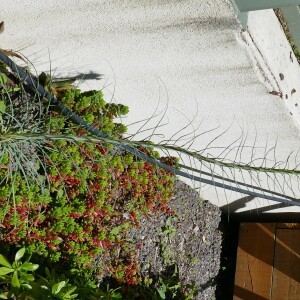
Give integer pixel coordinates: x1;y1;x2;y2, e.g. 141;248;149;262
276;223;300;229
272;229;300;300
234;223;276;300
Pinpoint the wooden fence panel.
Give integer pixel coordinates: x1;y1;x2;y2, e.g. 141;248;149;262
234;223;276;300
272;228;300;300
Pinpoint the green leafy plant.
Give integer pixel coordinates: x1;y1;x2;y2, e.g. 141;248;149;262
153;267;198;300
125;265;198;300
89;285;122;300
25;267;78;300
0;248;38;299
0;249;123;299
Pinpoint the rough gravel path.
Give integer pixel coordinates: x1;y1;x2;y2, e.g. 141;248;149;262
131;179;222;299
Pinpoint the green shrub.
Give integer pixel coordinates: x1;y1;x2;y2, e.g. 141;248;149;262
0;78;176;284
0;249;195;299
0;248;122;299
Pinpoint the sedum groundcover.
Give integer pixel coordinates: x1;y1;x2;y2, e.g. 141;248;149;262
0;54;200;299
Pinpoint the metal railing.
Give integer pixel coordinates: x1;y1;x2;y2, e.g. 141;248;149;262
231;0;300;44
281;5;300;52
233;0;300;12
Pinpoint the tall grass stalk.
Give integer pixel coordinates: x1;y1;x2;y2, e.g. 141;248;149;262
1;50;300;210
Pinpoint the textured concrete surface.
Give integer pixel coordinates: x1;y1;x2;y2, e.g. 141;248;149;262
1;0;300;213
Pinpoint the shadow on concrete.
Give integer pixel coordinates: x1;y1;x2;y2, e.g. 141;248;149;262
220;195;300;222
53;71;103;82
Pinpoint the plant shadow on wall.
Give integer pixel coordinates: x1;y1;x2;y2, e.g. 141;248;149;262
0;49;300;299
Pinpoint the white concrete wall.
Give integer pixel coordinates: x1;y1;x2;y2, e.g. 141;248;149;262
1;0;300;213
